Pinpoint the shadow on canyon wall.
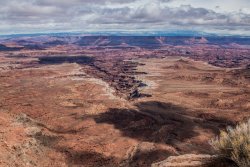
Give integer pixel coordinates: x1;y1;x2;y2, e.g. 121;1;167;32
38;56;94;65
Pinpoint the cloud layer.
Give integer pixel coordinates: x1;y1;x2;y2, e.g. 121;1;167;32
0;0;250;35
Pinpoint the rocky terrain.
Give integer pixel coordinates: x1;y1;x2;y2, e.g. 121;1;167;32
0;35;249;166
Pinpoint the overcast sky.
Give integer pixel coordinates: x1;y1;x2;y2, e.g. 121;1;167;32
0;0;250;35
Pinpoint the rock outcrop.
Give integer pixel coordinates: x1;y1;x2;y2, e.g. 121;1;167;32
151;154;238;167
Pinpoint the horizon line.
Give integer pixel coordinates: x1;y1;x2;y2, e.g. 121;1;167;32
1;30;250;37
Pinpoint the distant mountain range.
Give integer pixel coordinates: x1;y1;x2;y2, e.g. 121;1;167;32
1;30;250;38
1;33;250;51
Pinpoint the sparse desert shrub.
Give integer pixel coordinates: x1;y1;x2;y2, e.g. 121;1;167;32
210;119;250;167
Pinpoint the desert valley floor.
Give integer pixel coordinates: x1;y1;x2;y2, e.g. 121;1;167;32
0;36;249;166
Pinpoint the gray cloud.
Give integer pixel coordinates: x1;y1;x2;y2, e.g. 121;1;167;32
0;0;250;35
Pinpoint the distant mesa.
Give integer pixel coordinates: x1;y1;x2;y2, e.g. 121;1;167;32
0;44;23;51
43;40;67;46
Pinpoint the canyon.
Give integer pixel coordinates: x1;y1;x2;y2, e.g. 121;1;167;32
0;35;249;166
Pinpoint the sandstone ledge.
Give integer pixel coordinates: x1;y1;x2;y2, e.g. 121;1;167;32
151;154;238;167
